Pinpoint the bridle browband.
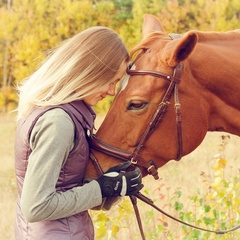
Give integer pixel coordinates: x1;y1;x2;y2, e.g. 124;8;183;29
88;34;240;238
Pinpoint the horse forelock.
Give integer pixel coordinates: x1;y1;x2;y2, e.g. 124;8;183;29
117;64;136;93
118;32;169;94
117;74;130;93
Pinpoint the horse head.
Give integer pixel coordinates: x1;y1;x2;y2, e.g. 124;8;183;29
86;14;240;184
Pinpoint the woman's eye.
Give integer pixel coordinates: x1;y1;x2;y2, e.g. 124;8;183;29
127;101;148;110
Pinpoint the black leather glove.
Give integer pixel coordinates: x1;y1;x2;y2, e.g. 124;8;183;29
96;161;143;197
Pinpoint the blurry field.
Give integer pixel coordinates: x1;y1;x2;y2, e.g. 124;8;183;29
2;113;240;239
0;113;17;240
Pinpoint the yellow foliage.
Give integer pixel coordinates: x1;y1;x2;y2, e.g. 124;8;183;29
2;0;240;113
111;225;120;238
218;158;227;168
212;158;227;170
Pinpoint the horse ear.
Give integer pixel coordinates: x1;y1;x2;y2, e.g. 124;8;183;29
142;14;165;38
160;31;198;66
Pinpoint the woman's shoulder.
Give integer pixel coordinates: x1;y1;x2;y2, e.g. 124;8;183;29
43;107;72;119
30;107;75;152
37;108;74;131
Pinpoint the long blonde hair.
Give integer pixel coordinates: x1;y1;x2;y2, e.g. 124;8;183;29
17;26;129;120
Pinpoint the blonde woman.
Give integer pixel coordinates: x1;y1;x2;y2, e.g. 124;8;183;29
14;26;143;240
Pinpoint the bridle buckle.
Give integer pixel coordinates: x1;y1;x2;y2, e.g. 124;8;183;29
147;165;159;180
131;157;138;165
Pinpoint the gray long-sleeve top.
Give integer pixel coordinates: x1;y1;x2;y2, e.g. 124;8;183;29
20;108;102;222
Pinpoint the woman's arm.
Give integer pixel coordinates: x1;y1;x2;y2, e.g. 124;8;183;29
20;108;102;222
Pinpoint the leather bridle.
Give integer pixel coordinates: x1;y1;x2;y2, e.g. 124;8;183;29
89;52;184;180
126;57;184;163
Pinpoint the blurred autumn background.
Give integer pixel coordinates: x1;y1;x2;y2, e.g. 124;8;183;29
1;0;240;113
1;0;240;239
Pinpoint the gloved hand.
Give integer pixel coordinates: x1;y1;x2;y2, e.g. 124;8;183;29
96;161;143;197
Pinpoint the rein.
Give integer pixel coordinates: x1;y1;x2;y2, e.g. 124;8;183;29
90;151;240;239
133;192;240;236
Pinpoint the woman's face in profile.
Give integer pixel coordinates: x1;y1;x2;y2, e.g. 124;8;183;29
83;61;127;106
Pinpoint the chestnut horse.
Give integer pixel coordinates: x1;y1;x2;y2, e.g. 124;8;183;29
86;14;240;184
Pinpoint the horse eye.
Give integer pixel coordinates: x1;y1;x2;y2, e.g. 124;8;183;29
127;100;148;110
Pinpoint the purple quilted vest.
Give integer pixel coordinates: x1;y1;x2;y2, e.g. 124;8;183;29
14;101;96;240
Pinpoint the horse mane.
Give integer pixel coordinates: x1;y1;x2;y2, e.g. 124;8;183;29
130;30;240;57
187;29;240;42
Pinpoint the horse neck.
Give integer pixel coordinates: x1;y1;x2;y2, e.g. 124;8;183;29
187;37;240;135
189;40;240;110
